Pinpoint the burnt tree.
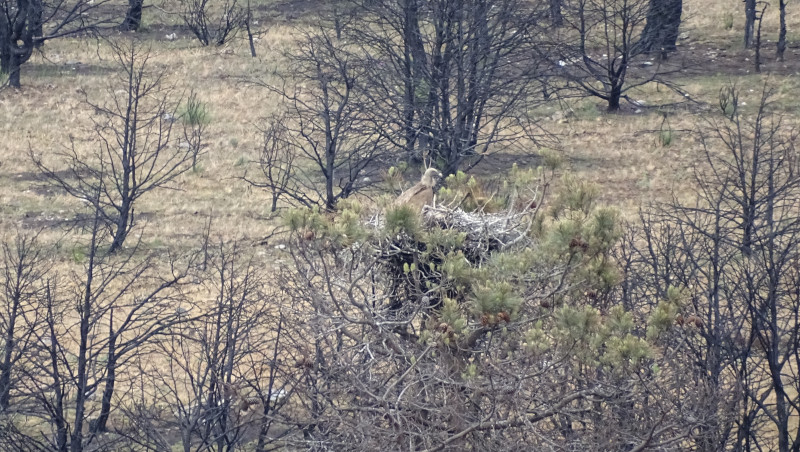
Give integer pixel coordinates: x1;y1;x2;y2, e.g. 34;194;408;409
745;0;756;48
777;0;787;61
638;0;682;54
120;0;144;31
32;41;198;253
0;0;111;87
346;0;554;175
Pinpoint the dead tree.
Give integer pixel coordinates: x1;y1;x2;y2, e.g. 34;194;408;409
32;40;198;253
131;240;293;452
0;0;113;87
638;0;683;54
246;118;300;213
559;0;680;111
623;85;800;451
745;0;757;48
250;27;389;210
120;0;145;31
345;0;555;175
179;0;248;46
0;233;48;412
777;0;787;61
9;206;198;450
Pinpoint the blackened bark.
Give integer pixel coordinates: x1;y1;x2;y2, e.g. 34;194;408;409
121;0;144;31
607;85;621;112
550;0;563;26
638;0;682;53
744;0;756;48
0;47;8;80
777;0;787;61
7;53;21;88
93;310;117;433
403;0;430;163
0;317;16;409
70;243;95;452
108;200;130;254
0;0;39;87
46;308;69;452
93;353;115;433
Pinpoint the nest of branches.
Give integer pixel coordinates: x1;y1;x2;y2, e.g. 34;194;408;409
421;204;535;256
369;203;537;310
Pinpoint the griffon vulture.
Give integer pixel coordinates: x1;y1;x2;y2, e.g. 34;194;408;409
394;168;443;212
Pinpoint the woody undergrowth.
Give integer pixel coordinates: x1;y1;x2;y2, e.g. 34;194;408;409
276;163;694;449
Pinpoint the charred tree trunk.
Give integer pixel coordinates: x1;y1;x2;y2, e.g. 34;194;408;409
2;51;22;88
0;46;9;82
744;0;756;48
550;0;563;26
0;326;15;409
109;199;131;254
607;87;621;112
70;272;93;452
777;0;787;61
121;0;144;31
92;353;115;433
403;0;430;164
49;343;69;452
93;312;117;433
638;0;682;53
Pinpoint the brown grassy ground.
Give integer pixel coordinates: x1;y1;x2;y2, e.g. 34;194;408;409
1;0;799;247
0;0;800;246
2;0;800;443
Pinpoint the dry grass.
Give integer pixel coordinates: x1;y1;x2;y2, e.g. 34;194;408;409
683;0;800;45
0;0;798;249
2;1;800;444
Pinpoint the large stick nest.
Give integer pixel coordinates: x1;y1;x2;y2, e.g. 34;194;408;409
367;204;536;309
421;205;535;255
368;204;536;263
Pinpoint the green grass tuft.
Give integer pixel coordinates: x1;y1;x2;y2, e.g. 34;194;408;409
722;12;734;30
181;91;209;126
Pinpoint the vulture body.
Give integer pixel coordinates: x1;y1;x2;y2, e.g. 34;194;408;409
394;168;443;212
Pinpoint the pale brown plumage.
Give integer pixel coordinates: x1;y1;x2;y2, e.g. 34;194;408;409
394;168;443;212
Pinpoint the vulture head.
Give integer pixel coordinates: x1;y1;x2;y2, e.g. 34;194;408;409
420;168;443;188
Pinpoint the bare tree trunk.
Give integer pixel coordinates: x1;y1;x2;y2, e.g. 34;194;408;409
0;46;8;82
0;235;38;410
608;86;621;111
744;0;756;48
0;16;19;87
325;145;335;210
93;310;116;433
246;0;257;57
47;325;69;452
754;3;767;73
0;322;15;409
550;0;563;26
5;53;21;88
255;316;283;452
246;22;257;57
121;0;144;31
70;242;95;452
109;200;131;253
93;354;115;433
639;0;682;53
777;0;787;61
403;0;430;164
